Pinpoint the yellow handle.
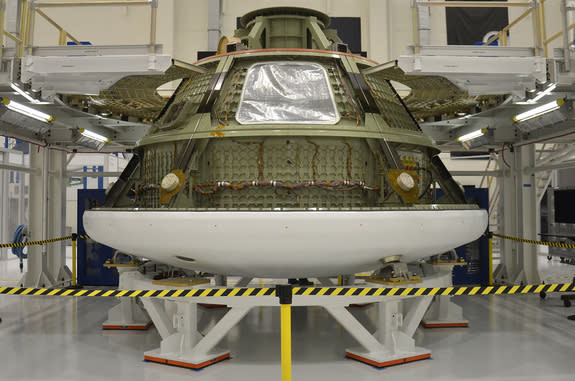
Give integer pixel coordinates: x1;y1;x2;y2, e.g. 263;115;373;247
280;303;292;381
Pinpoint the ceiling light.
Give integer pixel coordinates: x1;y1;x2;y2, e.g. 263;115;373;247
10;83;51;104
10;83;37;103
2;98;54;123
79;128;110;143
513;99;564;123
457;128;486;142
531;83;556;102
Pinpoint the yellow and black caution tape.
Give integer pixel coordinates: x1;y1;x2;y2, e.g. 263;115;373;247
489;232;575;249
0;234;90;249
0;283;573;299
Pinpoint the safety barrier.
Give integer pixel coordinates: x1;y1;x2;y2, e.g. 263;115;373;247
490;232;575;249
0;283;573;299
0;234;89;248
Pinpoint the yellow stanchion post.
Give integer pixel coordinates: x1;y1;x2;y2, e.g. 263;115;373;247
72;233;77;287
488;232;493;286
276;284;292;381
68;233;83;289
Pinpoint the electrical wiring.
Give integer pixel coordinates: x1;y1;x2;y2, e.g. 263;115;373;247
193;180;380;196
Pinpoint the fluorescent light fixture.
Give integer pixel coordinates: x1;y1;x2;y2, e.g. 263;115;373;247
79;128;110;143
515;83;557;105
2;98;54;123
513;98;564;123
10;83;51;104
10;83;37;103
457;128;486;142
531;83;557;102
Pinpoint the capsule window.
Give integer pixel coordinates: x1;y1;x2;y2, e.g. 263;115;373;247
236;62;340;125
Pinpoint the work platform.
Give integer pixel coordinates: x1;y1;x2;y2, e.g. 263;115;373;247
398;45;547;96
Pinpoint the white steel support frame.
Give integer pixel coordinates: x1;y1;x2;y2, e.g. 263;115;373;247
117;269;455;368
421;265;468;327
422;295;468;327
102;266;151;330
495;145;541;285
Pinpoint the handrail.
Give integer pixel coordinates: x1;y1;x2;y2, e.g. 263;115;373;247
36;9;81;45
416;1;531;8
4;31;22;43
1;0;158;58
545;23;575;46
34;1;152;7
413;0;572;59
483;8;533;47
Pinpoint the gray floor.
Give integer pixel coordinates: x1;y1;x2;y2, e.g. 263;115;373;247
0;254;574;380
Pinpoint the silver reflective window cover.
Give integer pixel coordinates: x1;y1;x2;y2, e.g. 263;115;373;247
236;62;340;125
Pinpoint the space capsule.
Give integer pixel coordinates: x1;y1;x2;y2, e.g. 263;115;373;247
84;7;487;278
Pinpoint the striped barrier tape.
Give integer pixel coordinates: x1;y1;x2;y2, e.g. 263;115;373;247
0;234;90;249
1;283;573;299
490;232;575;249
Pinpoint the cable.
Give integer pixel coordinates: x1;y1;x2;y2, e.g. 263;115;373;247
11;224;27;273
500;144;511;168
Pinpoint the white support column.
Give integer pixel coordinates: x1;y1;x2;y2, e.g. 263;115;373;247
21;146;55;288
496;153;518;283
416;0;431;46
518;145;540;284
0;150;9;260
496;145;541;285
48;149;71;285
207;0;221;51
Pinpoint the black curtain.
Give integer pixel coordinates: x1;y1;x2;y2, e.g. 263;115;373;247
446;0;509;45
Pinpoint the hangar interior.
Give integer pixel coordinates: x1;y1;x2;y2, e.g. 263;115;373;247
0;1;574;380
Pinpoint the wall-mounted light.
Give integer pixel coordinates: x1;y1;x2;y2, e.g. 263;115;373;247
513;98;564;123
457;128;486;142
79;128;110;143
2;98;54;123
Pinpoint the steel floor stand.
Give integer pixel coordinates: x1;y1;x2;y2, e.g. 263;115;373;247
115;269;455;370
421;295;468;328
421;265;469;328
102;266;152;330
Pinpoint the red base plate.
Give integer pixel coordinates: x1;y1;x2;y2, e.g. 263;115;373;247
421;322;469;328
102;321;153;330
346;352;431;368
144;353;230;370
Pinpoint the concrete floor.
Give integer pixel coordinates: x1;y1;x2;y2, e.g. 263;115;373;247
0;252;574;380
